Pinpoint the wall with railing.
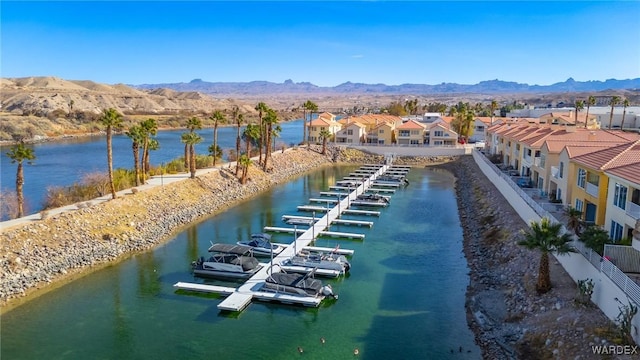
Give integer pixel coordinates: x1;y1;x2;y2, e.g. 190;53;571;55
472;150;640;344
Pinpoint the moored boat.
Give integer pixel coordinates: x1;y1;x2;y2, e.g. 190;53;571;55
192;244;262;279
282;250;351;275
237;233;286;256
262;268;337;299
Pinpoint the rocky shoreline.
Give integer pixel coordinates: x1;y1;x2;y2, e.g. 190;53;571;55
439;156;631;359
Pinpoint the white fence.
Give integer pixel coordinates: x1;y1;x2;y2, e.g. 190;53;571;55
473;150;640;344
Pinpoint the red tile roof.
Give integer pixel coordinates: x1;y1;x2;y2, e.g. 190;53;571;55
397;120;426;130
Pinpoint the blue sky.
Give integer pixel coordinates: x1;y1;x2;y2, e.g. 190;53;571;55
2;1;639;87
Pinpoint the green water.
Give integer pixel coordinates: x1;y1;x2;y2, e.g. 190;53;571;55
1;165;480;359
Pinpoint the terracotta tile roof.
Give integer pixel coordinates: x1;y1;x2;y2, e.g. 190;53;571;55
572;140;640;174
309;118;334;126
563;144;615;158
606;163;640;185
397;120;426;130
338;114;401;126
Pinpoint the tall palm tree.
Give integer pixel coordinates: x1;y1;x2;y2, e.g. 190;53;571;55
319;128;332;155
303;100;318;149
232;106;243;175
262;107;278;171
620;98;630;130
574;100;584;125
242;123;260;158
209;110;226;167
255;102;268;166
489;100;498;125
584;95;596;129
125;125;144;186
99;108;124;199
518;217;575;293
184;117;202;170
140;118;158;176
608;96;621;129
181;131;202;179
238;154;251;184
6;141;35;218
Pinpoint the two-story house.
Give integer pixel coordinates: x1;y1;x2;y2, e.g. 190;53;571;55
396;120;427;145
335;121;367;144
426;122;458;146
308;113;341;144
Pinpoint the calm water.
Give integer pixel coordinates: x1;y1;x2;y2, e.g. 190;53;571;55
0;120;305;219
1;165;480;359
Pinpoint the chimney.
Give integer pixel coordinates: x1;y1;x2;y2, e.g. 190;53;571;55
565;124;577;133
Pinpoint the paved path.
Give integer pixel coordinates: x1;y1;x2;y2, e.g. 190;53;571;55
0;160;239;233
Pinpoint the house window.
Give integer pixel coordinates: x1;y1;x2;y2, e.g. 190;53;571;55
411;130;420;135
540;154;546;168
434;130;444;137
399;130;410;137
613;183;627;210
587;173;599;186
610;221;623;242
434;140;443;145
559;162;564;179
577;168;586;188
516;144;520;150
347;138;352;143
575;199;584;212
347;129;353;135
410;139;420;144
379;129;384;134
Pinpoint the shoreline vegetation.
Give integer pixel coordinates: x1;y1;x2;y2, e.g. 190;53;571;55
0;148;627;358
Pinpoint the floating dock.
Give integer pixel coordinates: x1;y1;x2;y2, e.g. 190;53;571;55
175;162;403;312
282;215;373;227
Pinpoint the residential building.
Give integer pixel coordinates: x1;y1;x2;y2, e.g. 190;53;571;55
307;113;341;144
335;121;367;144
426;122;458;146
367;122;396;145
396;120;427;145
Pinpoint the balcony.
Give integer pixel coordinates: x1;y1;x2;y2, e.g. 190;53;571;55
551;166;559;179
586;182;599;197
533;157;541;167
626;201;640;220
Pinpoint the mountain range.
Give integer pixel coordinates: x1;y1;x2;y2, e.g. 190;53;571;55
133;77;640;95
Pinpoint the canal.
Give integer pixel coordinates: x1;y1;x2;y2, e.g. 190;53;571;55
1;165;480;359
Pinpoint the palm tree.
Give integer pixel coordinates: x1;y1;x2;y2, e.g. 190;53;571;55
574;100;584;125
319;128;332;155
518;217;576;293
209;110;226;167
181;131;202;179
255;102;268;166
125;125;144;186
608;96;621;129
242;123;260;158
262;107;278;171
99;108;124;199
6;141;35;218
620;98;630;130
140;118;158;176
584;95;596;129
564;206;583;236
489;100;498;125
303;100;318;149
232;106;243;175
238;154;251;184
184;117;202;170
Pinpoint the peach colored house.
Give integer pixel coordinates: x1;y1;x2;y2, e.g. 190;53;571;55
308;113;341;144
367;122;396;145
426;121;458;146
396;120;427;145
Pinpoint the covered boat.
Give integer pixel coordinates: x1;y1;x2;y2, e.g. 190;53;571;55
282;250;350;275
262;268;337;299
237;233;286;256
192;244;262;279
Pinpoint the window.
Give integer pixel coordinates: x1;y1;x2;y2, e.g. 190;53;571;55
347;129;353;135
434;140;443;145
379;129;384;134
411;130;419;135
559;162;564;179
399;130;410;137
587;173;599;186
575;199;584;212
610;221;623;242
613;183;627;210
410;139;420;144
434;130;444;137
577;168;586;188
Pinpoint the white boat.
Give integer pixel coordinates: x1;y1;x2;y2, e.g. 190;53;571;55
282;250;351;275
262;268;337;299
237;233;286;256
192;244;262;279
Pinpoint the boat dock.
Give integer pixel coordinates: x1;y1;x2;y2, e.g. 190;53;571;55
175;161;405;312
